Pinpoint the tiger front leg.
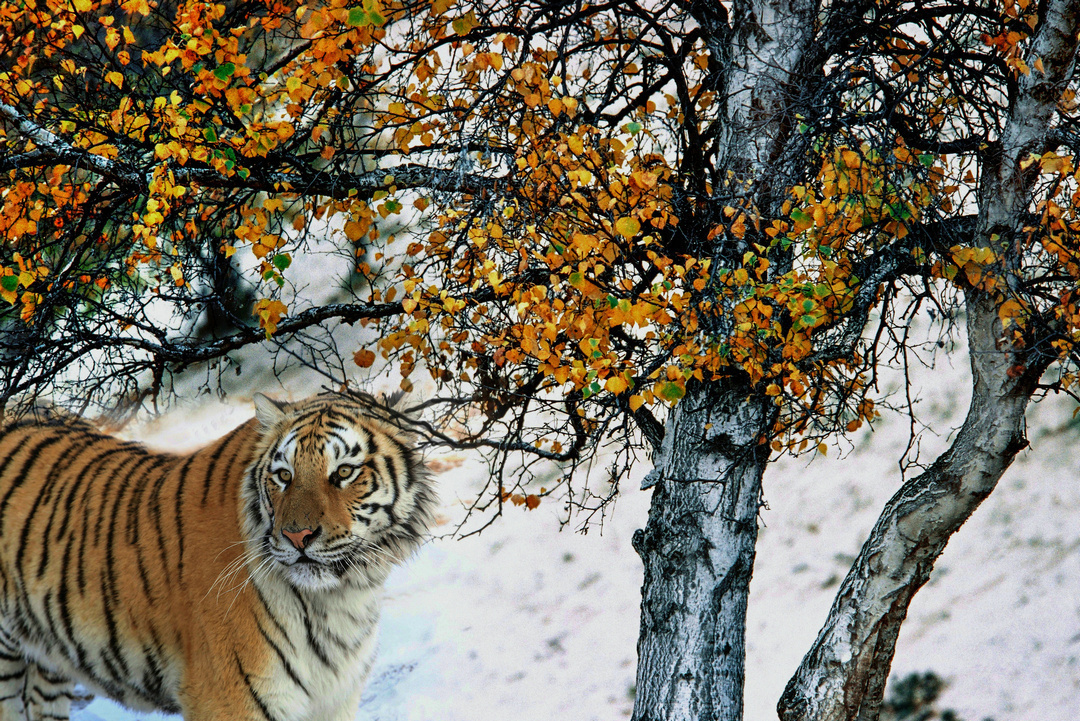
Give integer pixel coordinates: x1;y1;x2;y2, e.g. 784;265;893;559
0;650;27;721
22;666;73;721
179;682;281;721
323;689;364;721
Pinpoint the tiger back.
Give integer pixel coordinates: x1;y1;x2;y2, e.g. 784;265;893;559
0;392;435;721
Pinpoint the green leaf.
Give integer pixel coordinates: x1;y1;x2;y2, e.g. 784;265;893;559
624;121;642;135
658;381;685;402
262;269;275;281
237;168;250;180
347;8;370;26
362;0;387;26
273;254;292;271
0;276;17;292
213;62;236;82
203;127;218;142
918;153;935;167
451;15;476;34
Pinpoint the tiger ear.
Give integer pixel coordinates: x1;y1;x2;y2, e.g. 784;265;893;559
253;393;287;430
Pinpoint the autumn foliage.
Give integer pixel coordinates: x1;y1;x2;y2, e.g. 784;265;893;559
1;0;1079;481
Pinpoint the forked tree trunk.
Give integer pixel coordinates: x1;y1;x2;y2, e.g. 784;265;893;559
632;382;775;721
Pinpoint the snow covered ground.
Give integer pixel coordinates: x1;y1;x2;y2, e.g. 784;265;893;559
74;352;1080;721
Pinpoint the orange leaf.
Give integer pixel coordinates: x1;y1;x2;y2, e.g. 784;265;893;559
353;349;376;367
344;221;364;241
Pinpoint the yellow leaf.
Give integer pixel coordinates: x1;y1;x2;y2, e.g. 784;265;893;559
998;298;1025;328
73;0;92;11
629;394;645;412
615;217;640;238
817;443;828;456
402;298;417;313
105;72;123;89
605;376;628;394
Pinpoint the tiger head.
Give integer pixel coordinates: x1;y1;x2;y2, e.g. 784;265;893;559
242;393;435;591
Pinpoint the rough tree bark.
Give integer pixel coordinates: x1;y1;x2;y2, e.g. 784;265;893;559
632;2;820;718
632;382;775;721
778;1;1080;718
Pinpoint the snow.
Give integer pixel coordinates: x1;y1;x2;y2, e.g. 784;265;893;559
76;355;1080;721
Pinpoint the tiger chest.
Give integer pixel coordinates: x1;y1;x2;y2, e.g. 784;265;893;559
253;582;381;721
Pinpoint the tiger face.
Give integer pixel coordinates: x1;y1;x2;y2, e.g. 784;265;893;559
243;393;430;591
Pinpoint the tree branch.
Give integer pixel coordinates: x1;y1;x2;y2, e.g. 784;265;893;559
0;103;497;199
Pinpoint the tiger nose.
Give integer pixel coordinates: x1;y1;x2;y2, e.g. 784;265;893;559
282;526;319;550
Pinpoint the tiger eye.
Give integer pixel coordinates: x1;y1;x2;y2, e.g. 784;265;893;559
336;464;354;479
277;469;292;483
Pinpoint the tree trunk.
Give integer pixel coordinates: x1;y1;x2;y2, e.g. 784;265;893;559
776;291;1046;721
632;382;776;721
779;2;1080;716
630;2;821;719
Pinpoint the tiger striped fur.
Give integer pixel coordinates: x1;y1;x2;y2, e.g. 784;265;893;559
0;392;435;721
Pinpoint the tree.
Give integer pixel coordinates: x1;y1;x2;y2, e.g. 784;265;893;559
2;0;1080;719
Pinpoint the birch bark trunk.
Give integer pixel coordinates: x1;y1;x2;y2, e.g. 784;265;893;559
778;1;1080;717
777;290;1045;721
632;2;821;719
632;382;774;721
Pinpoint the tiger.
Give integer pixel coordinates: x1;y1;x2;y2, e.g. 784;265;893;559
0;392;435;721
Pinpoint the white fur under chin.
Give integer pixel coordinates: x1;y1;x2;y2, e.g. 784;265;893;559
284;563;343;591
